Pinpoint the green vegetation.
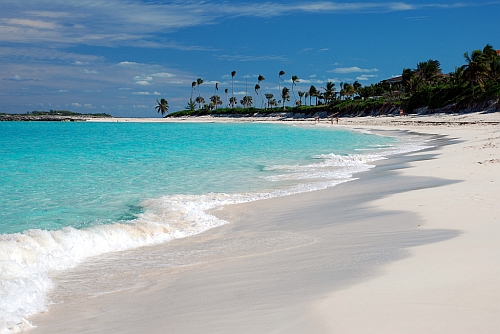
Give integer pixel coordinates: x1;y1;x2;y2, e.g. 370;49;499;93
161;44;500;117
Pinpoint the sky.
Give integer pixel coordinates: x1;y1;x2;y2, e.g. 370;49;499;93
1;0;499;117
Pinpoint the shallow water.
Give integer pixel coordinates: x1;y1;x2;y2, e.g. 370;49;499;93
0;122;428;333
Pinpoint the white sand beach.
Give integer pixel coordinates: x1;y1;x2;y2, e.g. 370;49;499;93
29;112;500;333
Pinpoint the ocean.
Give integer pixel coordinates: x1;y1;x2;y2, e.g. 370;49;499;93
0;121;428;332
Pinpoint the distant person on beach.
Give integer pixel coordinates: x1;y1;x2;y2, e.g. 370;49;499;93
399;109;406;116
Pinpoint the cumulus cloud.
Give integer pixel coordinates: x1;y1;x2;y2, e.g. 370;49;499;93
71;103;81;107
118;61;139;66
132;92;151;95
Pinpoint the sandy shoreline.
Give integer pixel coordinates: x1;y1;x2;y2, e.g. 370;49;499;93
28;112;500;333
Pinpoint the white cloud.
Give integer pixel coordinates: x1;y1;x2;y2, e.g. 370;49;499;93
132;92;150;95
151;72;176;78
153;91;161;95
0;1;492;48
329;67;379;74
118;61;139;66
71;103;81;107
133;105;148;108
356;74;378;81
84;104;94;108
298;79;327;84
135;81;150;86
134;75;153;81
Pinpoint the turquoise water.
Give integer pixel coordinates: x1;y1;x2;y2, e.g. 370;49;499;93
0;121;427;332
0;122;393;234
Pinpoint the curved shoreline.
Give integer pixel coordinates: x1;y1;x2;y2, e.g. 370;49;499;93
26;114;500;333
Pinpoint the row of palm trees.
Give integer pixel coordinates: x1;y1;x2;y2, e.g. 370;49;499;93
158;44;499;116
183;69;373;112
184;70;302;111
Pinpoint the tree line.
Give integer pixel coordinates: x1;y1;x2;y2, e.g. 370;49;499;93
157;44;500;117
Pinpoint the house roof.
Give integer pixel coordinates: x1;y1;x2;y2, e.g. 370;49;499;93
386;76;402;84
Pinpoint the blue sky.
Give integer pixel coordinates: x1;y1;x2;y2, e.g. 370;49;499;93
1;0;499;117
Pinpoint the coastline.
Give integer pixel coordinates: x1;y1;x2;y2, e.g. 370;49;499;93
27;113;500;333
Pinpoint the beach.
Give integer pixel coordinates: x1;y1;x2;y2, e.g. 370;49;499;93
26;112;500;333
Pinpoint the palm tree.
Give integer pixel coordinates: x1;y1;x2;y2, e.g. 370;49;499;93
462;44;500;95
278;70;285;95
231;71;236;108
462;49;485;96
343;83;355;99
224;88;229;107
210;95;222;110
254;84;260;107
258;74;265;107
352;81;362;97
416;59;442;84
240;95;253;108
155;98;169;117
229;96;238;108
195;96;205;110
265;93;274;109
298;91;305;106
357;85;373;100
308;85;317;106
270;98;278;109
196;78;203;101
322;82;335;104
281;87;290;110
339;82;345;100
191;81;196;101
304;92;310;106
291;75;299;104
